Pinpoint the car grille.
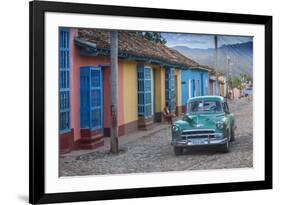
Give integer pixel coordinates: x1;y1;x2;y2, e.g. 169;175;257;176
181;129;216;140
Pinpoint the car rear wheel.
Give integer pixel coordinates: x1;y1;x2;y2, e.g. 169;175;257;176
174;147;183;155
230;127;235;142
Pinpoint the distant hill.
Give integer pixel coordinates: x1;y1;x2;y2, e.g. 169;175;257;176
172;41;253;77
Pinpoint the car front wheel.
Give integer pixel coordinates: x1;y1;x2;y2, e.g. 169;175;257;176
220;141;229;153
221;129;230;153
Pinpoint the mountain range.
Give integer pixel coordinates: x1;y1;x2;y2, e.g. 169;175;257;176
172;41;253;77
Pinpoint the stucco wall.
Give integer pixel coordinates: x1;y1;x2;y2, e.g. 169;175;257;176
70;29;80;141
175;69;182;107
154;66;165;113
122;60;138;124
70;28;124;141
210;80;214;95
233;88;241;99
181;69;209;105
70;28;199;141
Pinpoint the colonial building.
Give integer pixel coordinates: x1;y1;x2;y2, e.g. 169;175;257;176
59;28;203;153
180;67;210;113
199;65;226;97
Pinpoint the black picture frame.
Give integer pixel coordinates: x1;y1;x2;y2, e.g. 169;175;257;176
29;0;272;204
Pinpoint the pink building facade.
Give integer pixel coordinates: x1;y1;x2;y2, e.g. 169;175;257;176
60;29;126;153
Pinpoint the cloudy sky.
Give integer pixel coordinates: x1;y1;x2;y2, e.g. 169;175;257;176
161;33;253;49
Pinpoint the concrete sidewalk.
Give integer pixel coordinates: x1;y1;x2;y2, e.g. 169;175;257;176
60;120;175;157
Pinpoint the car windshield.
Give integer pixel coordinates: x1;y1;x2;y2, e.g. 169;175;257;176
188;100;223;113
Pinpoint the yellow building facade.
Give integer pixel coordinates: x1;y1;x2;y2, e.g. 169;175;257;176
121;60;183;132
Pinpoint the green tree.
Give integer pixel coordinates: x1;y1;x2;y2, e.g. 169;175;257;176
240;73;253;88
228;76;242;90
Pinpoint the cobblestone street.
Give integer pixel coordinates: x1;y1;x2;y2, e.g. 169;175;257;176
59;98;253;176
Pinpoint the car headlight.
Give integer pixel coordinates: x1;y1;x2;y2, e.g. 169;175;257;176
216;121;224;130
172;124;180;132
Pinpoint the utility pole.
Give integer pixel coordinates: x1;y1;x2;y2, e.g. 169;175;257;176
110;31;119;153
214;35;219;96
227;56;231;99
214;35;218;70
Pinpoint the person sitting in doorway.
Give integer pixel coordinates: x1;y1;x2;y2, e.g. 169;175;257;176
162;102;175;124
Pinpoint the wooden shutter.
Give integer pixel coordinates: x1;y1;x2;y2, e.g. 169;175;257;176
59;28;71;133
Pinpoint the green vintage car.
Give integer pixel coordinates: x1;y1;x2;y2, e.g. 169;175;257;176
171;96;236;155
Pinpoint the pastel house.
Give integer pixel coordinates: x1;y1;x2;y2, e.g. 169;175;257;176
208;68;226;97
209;74;218;95
59;28;203;153
181;67;210;113
203;65;220;96
180;64;227;113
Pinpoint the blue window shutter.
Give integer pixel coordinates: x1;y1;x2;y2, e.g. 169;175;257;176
192;79;196;97
80;67;103;130
137;65;152;118
144;67;152;117
59;28;71;133
137;67;144;116
165;68;176;112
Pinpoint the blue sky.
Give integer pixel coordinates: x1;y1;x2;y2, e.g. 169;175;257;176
161;33;253;49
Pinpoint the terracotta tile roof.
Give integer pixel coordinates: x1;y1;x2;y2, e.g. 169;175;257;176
77;29;200;68
167;48;200;68
199;65;226;83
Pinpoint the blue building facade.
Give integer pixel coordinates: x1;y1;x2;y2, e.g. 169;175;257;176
181;68;209;112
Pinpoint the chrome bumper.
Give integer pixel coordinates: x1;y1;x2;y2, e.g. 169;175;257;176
171;137;227;147
171;130;227;147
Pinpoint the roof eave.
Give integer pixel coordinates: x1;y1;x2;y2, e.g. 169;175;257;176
74;37;99;56
190;66;210;72
75;36;200;69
